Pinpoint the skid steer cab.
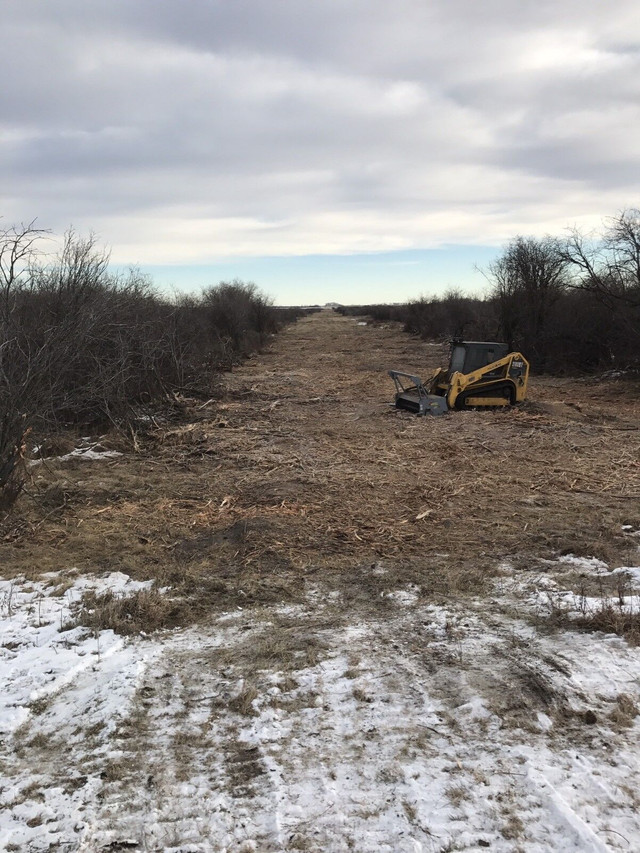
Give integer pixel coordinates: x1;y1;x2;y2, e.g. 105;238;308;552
389;340;529;415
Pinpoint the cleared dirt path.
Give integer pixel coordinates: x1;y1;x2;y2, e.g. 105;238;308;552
5;309;639;589
2;310;640;852
193;309;640;581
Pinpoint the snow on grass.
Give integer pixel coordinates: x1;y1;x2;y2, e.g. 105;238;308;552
0;572;153;735
95;604;639;852
501;554;640;633
384;584;420;606
2;560;640;851
528;584;640;621
554;555;610;573
611;565;640;585
0;573;164;851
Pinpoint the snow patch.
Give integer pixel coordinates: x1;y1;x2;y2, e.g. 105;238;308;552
0;573;152;735
554;554;610;573
611;565;640;586
385;585;420;606
4;560;640;850
28;439;122;467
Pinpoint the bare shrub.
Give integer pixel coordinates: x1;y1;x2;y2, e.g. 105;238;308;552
610;693;639;728
336;294;495;341
344;219;640;375
0;417;27;513
343;211;640;375
0;223;48;513
0;224;303;514
200;280;278;365
405;289;496;340
564;209;640;311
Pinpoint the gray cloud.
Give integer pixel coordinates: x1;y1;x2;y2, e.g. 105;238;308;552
1;0;639;264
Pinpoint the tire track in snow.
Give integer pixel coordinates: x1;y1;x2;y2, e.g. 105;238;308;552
372;597;640;851
82;622;288;852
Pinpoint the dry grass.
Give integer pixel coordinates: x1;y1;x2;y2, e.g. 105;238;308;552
270;689;319;713
402;800;418;824
6;782;45;807
610;692;639;728
501;814;525;840
99;759;128;783
574;604;640;645
27;697;49;716
287;835;312;851
2;312;639;633
225;620;330;673
353;686;373;703
539;578;640;645
76;588;188;635
277;675;299;693
446;784;470;807
228;682;259;717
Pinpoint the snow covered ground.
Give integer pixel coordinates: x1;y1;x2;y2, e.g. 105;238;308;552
2;553;640;852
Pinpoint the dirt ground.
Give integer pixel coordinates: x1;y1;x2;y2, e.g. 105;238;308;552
3;310;640;853
6;309;640;602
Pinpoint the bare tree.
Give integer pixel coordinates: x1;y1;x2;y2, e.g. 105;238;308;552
0;221;48;321
563;209;640;309
485;236;568;368
0;222;49;509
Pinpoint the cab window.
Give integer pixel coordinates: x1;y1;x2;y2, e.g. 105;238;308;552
450;345;466;373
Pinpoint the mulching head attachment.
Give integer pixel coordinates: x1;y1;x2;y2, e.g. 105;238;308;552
388;370;448;416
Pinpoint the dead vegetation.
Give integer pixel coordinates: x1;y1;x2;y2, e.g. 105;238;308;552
2;311;639;634
537;573;640;645
610;693;639;728
76;587;188;635
228;682;260;717
573;604;640;645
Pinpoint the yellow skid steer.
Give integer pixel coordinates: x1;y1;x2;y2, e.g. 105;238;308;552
389;340;529;415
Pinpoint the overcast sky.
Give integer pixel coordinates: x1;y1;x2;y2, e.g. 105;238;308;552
2;0;639;303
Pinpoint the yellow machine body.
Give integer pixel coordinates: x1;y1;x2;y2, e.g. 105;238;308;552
430;350;530;409
390;341;529;415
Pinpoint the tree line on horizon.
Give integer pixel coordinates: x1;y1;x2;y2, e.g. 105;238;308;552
337;209;640;375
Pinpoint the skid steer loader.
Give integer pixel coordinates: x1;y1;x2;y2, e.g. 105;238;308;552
389;340;529;415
